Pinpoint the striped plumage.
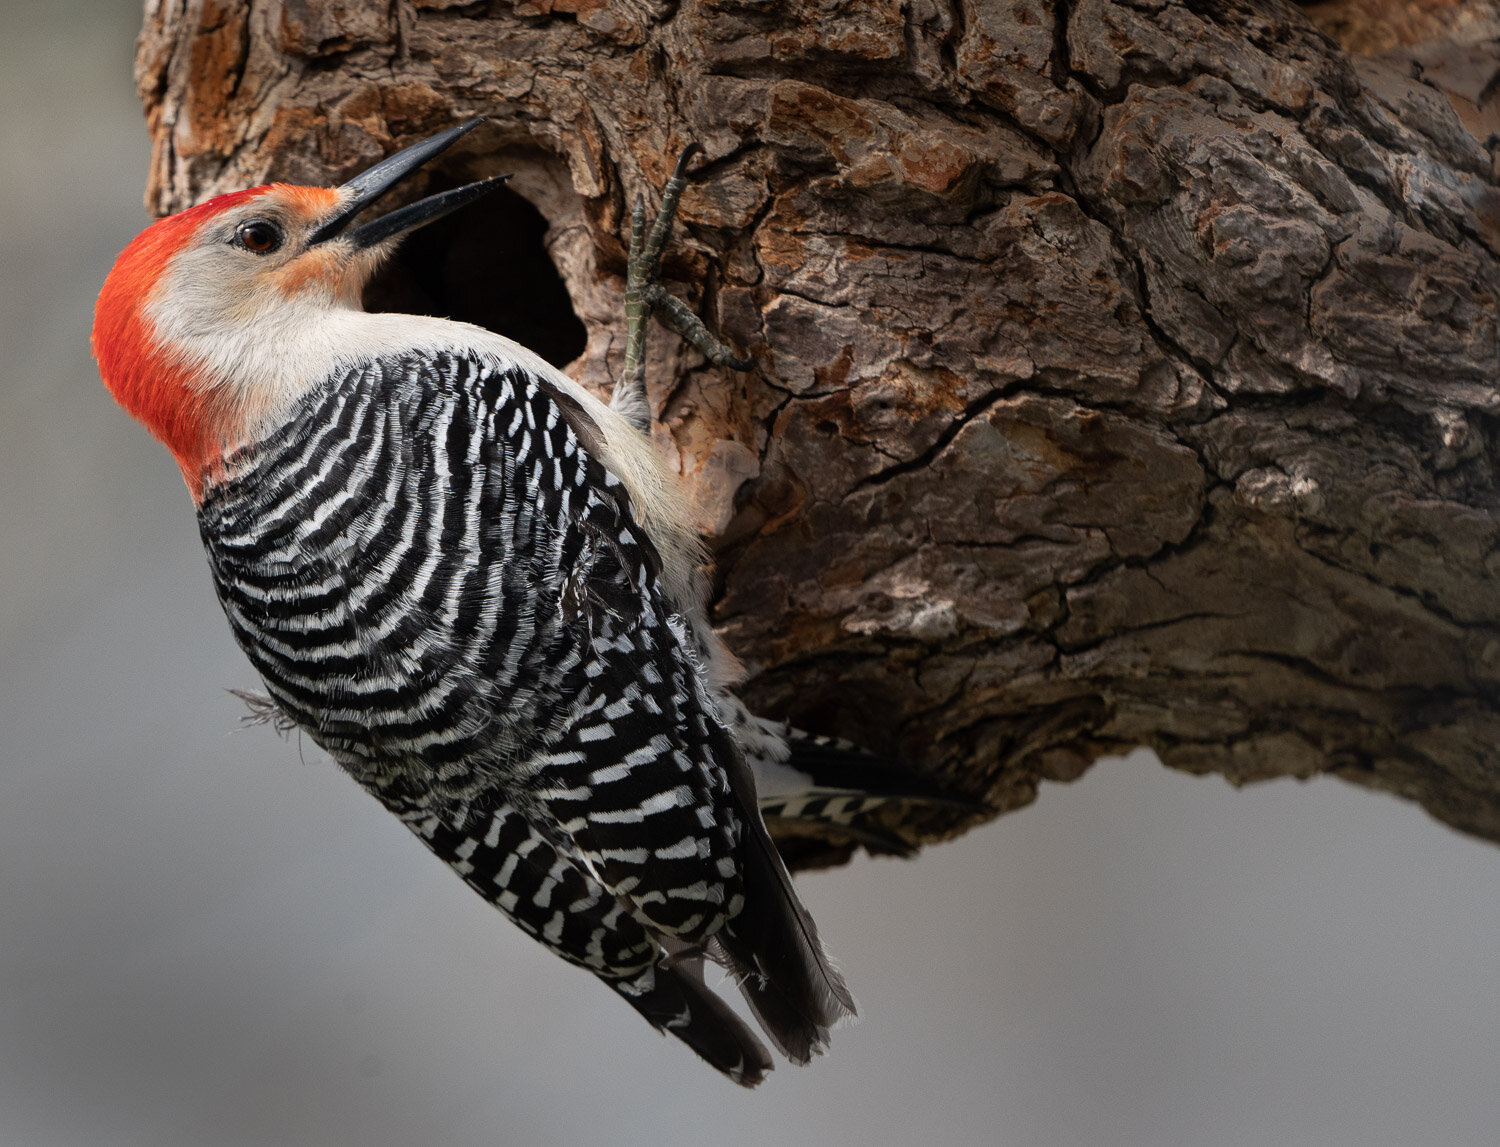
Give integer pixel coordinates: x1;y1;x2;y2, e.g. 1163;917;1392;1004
200;348;848;1080
92;121;859;1084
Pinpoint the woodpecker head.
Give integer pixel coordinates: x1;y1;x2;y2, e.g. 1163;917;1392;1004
93;119;504;497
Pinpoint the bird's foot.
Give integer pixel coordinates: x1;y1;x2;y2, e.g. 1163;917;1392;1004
614;144;752;432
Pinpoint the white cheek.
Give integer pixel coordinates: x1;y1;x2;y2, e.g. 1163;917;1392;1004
147;246;349;427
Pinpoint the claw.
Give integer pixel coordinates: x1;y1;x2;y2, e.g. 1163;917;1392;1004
645;285;754;371
671;143;704;182
612;143;752;433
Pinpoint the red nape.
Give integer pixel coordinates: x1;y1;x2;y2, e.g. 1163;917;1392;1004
91;187;273;498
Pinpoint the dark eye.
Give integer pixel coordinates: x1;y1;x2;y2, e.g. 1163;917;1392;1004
234;219;283;254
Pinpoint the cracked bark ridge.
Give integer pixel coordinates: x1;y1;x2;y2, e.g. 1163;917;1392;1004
137;0;1500;861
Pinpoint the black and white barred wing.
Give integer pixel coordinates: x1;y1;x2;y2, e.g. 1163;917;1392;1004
459;360;754;943
456;354;854;1062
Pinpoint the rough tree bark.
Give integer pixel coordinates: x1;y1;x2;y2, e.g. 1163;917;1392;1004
133;0;1500;863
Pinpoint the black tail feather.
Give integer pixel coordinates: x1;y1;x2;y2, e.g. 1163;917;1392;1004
715;733;858;1064
716;810;857;1063
614;961;774;1087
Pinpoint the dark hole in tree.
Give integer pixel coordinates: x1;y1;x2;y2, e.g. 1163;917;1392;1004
363;181;588;369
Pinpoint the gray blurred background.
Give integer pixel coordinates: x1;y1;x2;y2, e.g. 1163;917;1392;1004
4;3;1500;1144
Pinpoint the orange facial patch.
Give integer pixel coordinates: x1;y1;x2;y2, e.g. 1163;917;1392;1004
263;185;366;303
270;243;362;301
277;183;342;218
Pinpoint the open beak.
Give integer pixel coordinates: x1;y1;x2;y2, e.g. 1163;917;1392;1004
307;118;508;249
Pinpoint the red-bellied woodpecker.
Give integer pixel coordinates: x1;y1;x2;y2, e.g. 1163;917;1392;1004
93;120;883;1084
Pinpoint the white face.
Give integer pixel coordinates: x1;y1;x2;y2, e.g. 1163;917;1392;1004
144;188;388;427
152;189;379;330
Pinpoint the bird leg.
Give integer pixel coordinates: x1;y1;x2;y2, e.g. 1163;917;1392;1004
614;144;752;433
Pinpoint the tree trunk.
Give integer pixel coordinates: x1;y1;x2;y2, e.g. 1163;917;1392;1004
134;0;1500;861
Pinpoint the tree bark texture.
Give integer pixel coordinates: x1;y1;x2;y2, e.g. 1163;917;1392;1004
134;0;1500;859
